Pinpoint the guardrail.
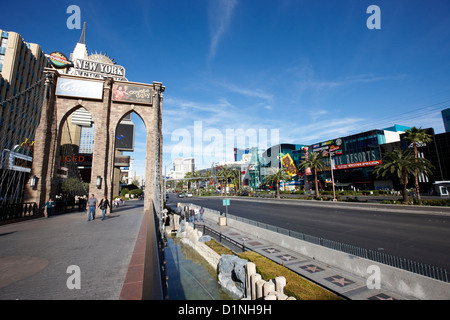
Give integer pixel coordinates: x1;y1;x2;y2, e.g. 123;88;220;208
189;204;449;283
0;202;39;222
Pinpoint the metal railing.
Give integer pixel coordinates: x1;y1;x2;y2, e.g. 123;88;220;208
0;202;39;222
227;212;449;283
190;205;449;283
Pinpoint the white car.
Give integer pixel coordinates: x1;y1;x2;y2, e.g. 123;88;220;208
186;193;193;197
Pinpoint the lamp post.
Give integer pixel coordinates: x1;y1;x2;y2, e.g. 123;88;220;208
163;161;173;200
326;150;337;202
30;175;37;189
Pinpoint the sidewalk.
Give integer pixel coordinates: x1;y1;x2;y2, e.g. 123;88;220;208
194;214;417;300
0;201;145;300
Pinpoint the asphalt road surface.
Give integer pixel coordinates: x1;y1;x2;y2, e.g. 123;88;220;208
169;194;450;271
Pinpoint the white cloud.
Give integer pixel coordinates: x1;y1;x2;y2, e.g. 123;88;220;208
218;81;274;101
208;0;238;62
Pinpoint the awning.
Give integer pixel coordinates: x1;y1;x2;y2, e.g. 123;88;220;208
336;182;352;187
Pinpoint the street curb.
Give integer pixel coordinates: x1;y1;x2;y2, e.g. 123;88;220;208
197;196;450;216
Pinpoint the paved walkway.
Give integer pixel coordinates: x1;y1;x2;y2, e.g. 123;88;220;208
0;201;145;300
194;215;418;300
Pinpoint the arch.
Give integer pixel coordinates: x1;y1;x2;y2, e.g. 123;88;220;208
25;72;163;217
111;111;147;199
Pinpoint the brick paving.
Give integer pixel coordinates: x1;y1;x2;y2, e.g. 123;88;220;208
0;201;144;300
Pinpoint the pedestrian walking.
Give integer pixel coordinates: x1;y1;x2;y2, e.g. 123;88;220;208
183;205;188;221
98;196;110;221
194;208;199;222
199;206;205;222
86;194;98;221
43;198;55;217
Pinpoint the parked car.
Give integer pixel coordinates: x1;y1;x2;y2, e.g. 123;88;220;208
186;193;193;197
178;193;184;198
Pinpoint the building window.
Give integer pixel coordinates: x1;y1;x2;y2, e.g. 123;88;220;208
79;124;95;154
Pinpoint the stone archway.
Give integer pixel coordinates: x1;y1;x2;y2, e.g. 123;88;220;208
24;69;164;217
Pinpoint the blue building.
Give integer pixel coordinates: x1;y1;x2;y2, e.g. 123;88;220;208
442;108;450;133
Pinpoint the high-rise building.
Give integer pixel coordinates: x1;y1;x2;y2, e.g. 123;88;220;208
0;30;49;152
0;30;49;203
168;157;195;179
442;108;450;133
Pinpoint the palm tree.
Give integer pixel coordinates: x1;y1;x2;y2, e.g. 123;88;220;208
404;127;433;205
184;171;194;192
193;170;202;196
217;166;234;196
230;168;241;194
298;152;326;198
263;167;291;199
374;148;434;204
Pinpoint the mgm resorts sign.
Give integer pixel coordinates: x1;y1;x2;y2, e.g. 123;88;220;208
71;58;127;81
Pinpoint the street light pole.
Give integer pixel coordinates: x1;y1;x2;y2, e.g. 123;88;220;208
329;151;336;202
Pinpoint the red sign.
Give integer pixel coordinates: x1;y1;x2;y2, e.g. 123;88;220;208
115;155;130;167
335;160;382;170
49;52;73;69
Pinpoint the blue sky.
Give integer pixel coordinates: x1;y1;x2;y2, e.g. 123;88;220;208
2;0;450;177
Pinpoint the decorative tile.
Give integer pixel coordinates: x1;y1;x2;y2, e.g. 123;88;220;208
262;247;280;254
300;264;324;273
368;293;396;300
276;254;297;262
229;232;240;236
324;275;355;287
247;241;263;246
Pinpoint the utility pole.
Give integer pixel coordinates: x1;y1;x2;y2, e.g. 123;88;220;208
326;149;337;202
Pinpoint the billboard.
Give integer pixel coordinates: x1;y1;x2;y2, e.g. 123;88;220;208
56;78;103;100
281;153;298;177
311;138;344;155
115;123;135;151
112;84;152;104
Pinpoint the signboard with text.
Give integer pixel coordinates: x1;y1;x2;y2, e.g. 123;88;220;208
112;84;152;104
114;155;131;167
312;138;343;155
319;149;382;171
72;58;127;81
281;153;298;177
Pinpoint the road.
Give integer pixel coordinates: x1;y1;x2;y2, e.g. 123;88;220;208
168;194;450;271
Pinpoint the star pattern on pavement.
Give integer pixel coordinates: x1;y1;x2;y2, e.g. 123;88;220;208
277;254;297;262
325;276;354;287
262;248;280;254
368;293;396;300
301;264;324;273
